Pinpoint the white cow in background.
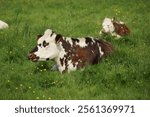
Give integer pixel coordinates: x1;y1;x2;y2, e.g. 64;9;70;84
0;20;9;29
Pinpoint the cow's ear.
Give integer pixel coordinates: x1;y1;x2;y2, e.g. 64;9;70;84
55;34;62;43
112;17;116;22
37;34;43;40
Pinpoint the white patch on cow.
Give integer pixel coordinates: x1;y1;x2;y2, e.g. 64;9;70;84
33;29;60;60
0;20;8;29
44;29;53;35
112;32;121;38
76;38;87;48
35;41;59;60
57;60;66;73
98;46;104;57
67;60;77;72
55;56;65;73
38;29;56;44
66;38;73;46
119;21;124;24
91;38;96;45
101;18;115;33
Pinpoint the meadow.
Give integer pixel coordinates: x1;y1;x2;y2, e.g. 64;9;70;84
0;0;150;100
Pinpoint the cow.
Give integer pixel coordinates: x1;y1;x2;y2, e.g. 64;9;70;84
0;20;9;29
28;29;113;73
99;18;130;38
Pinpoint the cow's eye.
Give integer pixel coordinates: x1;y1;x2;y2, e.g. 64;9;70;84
38;44;42;47
43;40;49;47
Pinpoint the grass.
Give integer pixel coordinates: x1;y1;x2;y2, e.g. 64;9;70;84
0;0;150;100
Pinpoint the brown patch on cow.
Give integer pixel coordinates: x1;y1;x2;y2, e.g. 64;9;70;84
58;37;113;72
85;37;93;44
72;38;79;44
77;44;102;67
55;34;63;43
50;31;54;37
60;58;64;66
28;53;39;62
61;37;107;70
43;40;49;47
113;22;130;36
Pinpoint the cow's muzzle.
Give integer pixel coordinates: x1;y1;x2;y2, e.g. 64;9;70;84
28;53;39;62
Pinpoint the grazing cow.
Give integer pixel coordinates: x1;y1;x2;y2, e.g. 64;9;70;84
28;29;113;73
100;18;130;38
0;20;9;29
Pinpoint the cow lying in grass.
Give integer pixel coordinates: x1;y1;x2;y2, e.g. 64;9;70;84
100;18;130;38
28;29;113;73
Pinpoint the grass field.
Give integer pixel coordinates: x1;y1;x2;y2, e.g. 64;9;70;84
0;0;150;100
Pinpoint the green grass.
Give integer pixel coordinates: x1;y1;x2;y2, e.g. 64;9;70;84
0;0;150;100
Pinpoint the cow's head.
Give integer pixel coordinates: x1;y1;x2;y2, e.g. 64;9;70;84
28;29;62;62
100;18;115;34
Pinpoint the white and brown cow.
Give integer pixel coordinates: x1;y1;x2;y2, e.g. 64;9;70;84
100;18;130;38
28;29;113;73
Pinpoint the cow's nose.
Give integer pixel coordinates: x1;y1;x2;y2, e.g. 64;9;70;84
28;53;34;60
28;53;38;61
